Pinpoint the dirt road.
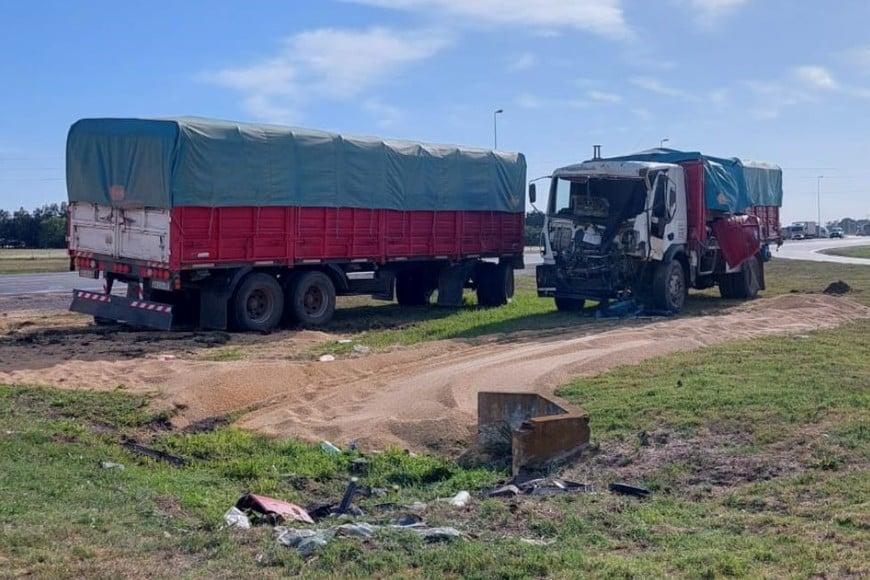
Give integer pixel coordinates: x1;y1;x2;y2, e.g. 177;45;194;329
1;293;867;453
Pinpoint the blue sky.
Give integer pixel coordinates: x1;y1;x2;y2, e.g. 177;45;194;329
1;0;869;225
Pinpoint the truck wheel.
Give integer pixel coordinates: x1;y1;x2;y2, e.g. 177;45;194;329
288;271;336;327
555;296;585;311
396;271;430;306
476;262;515;307
735;257;761;299
233;272;284;331
719;257;760;300
653;260;686;312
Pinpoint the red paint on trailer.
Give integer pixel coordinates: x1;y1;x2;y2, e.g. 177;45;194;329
746;204;780;242
169;206;524;270
680;159;707;245
712;214;762;269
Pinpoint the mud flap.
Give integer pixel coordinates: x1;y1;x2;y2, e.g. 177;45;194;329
437;259;478;306
70;290;173;330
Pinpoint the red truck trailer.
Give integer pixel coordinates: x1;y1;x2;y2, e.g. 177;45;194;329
66;118;526;331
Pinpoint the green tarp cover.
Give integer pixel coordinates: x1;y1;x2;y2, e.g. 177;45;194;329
601;149;782;212
66;117;527;213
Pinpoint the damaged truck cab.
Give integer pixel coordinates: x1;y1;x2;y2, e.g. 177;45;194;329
535;148;783;313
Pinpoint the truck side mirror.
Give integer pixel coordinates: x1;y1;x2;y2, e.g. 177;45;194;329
529;183;536;204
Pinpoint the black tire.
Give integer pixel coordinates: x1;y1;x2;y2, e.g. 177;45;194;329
719;257;760;300
718;273;737;299
476;262;515;307
396;271;431;306
653;260;686;312
555;296;586;311
287;271;336;327
232;272;284;331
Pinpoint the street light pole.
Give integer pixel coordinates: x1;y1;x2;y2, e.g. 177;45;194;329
660;138;669;148
817;175;823;234
493;109;503;149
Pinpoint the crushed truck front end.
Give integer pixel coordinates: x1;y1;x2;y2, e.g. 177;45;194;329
536;160;688;310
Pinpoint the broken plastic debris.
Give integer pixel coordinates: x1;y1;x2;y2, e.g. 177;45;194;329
352;344;370;354
318;354;336;362
236;493;315;524
336;522;376;538
488;484;519;498
224;507;252;530
320;441;342;455
447;491;471;507
337;339;353;344
608;482;650;498
156;353;176;361
100;461;125;471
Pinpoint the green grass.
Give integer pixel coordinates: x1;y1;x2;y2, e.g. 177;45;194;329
0;248;69;274
3;323;869;576
2;257;869;576
821;245;870;260
313;257;870;357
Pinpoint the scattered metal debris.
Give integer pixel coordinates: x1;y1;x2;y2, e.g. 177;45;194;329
121;440;185;467
477;392;590;475
489;478;593;498
275;520;466;557
318;354;336;362
488;484;520;498
608;482;650;498
236;493;315;524
336;478;361;515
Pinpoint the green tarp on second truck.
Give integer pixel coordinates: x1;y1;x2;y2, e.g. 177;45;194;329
602;148;783;213
66;117;527;213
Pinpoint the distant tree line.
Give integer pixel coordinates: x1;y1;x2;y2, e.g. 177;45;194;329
0;203;68;249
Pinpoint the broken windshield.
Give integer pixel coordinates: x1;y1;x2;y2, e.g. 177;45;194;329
550;177;646;223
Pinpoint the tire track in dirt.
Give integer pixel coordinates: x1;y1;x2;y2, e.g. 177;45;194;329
2;294;867;453
220;294;870;451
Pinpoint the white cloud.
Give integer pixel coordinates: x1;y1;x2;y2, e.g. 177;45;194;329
345;0;630;39
516;93;587;110
745;64;870;118
587;90;623;104
203;27;451;122
631;108;654;121
844;46;870;74
630;77;694;100
507;53;537;72
679;0;750;25
793;66;838;90
362;99;405;129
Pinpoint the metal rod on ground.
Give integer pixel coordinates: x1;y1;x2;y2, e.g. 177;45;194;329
336;477;359;515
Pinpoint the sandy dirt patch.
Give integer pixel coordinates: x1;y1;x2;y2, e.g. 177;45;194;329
1;293;868;453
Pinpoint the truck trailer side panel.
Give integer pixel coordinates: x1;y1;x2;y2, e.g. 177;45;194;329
170;206;523;268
